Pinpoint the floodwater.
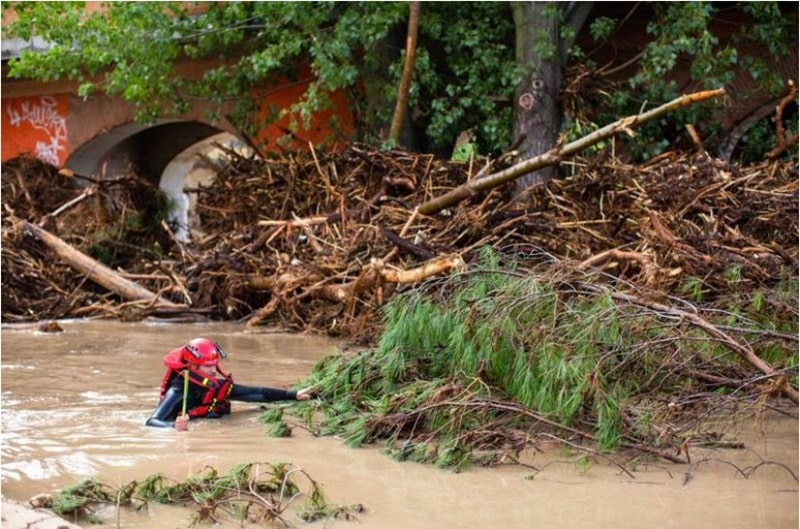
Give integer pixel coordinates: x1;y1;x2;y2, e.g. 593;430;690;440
1;320;798;529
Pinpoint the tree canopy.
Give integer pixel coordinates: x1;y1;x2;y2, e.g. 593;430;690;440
3;1;797;165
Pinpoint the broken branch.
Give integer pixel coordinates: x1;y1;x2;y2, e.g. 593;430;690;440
418;88;725;215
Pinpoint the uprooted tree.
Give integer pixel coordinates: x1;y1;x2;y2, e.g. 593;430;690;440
270;249;797;470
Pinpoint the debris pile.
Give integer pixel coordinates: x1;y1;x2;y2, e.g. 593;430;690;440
2;147;797;466
1;148;797;342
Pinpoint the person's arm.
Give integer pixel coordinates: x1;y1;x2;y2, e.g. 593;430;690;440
230;384;313;402
145;384;184;428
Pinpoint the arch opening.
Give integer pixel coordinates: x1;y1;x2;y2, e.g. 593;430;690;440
62;120;254;242
64;120;226;182
159;132;254;242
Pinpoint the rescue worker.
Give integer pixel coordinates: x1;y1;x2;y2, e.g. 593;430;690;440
146;338;313;430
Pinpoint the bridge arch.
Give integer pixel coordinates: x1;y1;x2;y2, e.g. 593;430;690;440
159;131;254;242
64;119;230;182
63;119;253;242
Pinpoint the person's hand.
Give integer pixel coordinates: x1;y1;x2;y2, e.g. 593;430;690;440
175;414;189;431
295;387;315;401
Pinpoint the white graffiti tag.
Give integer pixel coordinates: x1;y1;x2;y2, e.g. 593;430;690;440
6;96;67;166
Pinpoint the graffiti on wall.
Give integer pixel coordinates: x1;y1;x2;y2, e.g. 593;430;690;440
2;95;68;166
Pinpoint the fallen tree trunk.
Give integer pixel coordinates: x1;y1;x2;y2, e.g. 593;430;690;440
19;220;183;310
417;88;725;215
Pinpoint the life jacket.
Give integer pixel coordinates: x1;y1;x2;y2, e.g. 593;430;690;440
158;348;234;418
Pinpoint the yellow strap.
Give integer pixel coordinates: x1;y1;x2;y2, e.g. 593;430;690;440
181;370;189;416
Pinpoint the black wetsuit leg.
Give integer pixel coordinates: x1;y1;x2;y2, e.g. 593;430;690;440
229;384;297;403
145;384;184;428
145;381;297;428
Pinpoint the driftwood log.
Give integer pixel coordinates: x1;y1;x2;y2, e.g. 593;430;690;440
19;220;183;310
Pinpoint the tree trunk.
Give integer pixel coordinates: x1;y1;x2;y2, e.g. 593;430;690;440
511;1;563;194
388;1;421;146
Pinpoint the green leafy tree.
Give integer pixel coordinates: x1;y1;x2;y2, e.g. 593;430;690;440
608;2;796;163
3;2;796;188
3;2;409;138
509;1;797;191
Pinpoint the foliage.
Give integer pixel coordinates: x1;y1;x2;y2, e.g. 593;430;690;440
3;2;795;161
279;248;797;470
589;2;798;161
51;478;113;523
3;1;407;137
50;463;360;526
400;2;520;155
736;112;799;164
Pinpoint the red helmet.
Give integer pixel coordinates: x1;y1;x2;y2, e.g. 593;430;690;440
182;338;228;366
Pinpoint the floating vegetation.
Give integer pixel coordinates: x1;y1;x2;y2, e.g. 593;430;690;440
48;463;363;527
267;248;798;472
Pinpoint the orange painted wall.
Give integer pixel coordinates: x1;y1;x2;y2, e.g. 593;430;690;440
252;76;354;152
0;84;354;168
1;68;354;167
1;94;69;166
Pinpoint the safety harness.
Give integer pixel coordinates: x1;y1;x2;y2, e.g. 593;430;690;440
158;349;234;418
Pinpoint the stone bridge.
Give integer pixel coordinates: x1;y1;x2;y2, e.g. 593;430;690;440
1;46;354;239
1;56;353;174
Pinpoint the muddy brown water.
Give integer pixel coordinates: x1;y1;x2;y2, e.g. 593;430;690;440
1;320;797;529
